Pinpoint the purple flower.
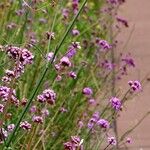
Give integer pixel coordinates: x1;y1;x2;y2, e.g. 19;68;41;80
37;88;56;104
128;80;142;92
82;87;93;96
46;32;55;40
5;46;34;65
30;105;37;113
97;119;109;129
72;29;80;36
41;109;49;117
60;57;71;67
0;104;4;113
108;136;117;145
20;121;31;130
126;137;131;144
46;52;55;62
62;9;69;19
66;42;81;58
32;116;43;124
109;97;122;110
64;136;83;150
117;16;129;27
99;40;112;51
68;71;77;79
87;112;100;129
7;124;15;132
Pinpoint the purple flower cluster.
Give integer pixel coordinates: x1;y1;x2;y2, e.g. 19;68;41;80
109;97;122;110
116;16;129;27
72;0;79;15
20;121;31;130
5;46;34;65
97;119;110;129
128;80;142;92
96;39;112;51
88;112;100;129
32;115;43;124
82;87;93;96
0;86;18;105
66;42;81;58
107;136;117;145
37;88;56;105
64;136;83;150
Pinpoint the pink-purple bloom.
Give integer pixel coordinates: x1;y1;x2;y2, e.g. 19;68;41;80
37;88;56;104
97;119;110;129
110;97;122;110
82;87;93;96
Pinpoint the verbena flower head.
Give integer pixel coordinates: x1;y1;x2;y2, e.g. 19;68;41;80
88;112;100;129
68;71;77;79
60;56;71;67
82;87;93;96
97;119;109;129
5;46;34;65
108;136;117;145
64;136;83;150
37;88;56;104
20;121;31;130
0;104;4;113
7;124;15;132
32;115;43;124
46;52;55;62
110;97;122;110
128;80;142;92
72;29;80;36
99;40;112;51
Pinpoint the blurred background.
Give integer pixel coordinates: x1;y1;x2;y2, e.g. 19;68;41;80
117;0;150;149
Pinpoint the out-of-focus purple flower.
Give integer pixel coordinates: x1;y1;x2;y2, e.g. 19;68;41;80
72;29;80;36
88;112;100;129
5;46;34;65
66;42;81;58
78;120;84;128
82;87;93;96
32;116;43;124
37;88;56;104
1;128;8;139
88;98;96;105
110;97;122;110
72;0;79;15
108;136;117;145
46;32;55;40
20;121;31;130
15;9;25;16
99;40;112;51
46;52;55;62
55;75;62;81
121;53;135;67
68;71;77;79
62;8;69;19
7;23;17;30
0;86;17;102
60;57;71;67
101;60;114;71
60;107;68;113
30;105;37;113
126;137;131;144
97;119;109;129
64;136;83;150
0;104;4;113
117;16;129;27
128;80;142;92
41;109;49;117
7;124;15;132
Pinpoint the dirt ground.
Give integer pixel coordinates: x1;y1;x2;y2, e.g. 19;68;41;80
117;0;150;149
